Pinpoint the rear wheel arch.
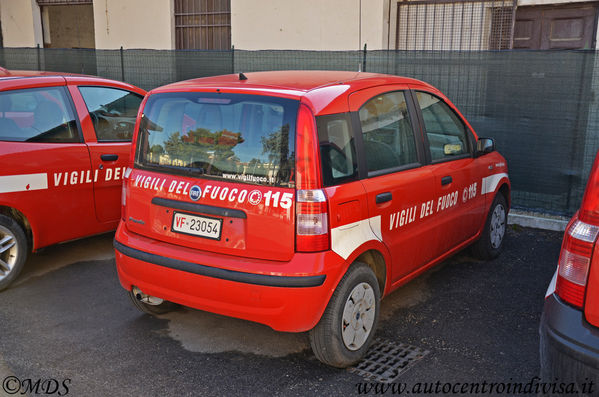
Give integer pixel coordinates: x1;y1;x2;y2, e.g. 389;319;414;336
354;249;387;296
0;206;33;252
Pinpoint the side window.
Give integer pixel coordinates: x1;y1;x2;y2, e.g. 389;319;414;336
316;113;357;186
415;91;470;161
358;91;418;173
0;87;79;143
79;86;143;142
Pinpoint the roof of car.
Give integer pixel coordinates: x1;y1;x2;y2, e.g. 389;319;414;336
154;70;430;93
0;67;82;79
0;67;146;95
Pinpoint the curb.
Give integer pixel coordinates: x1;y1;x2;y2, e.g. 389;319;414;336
508;211;569;232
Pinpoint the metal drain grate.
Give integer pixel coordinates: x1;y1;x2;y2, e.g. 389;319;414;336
349;339;430;383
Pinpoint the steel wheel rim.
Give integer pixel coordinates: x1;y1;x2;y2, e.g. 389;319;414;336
490;204;506;249
0;225;18;281
341;282;376;351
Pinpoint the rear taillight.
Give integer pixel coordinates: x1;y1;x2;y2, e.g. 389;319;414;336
121;167;132;221
556;218;599;308
296;189;329;251
295;104;329;252
557;151;599;308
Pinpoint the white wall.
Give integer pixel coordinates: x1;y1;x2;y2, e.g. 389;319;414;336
518;0;591;5
93;0;175;49
231;0;387;50
0;0;43;47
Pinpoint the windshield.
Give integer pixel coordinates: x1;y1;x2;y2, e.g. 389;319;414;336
136;92;298;187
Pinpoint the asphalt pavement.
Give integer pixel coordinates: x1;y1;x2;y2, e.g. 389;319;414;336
0;226;562;396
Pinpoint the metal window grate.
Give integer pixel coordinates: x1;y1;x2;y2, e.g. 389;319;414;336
349;339;430;383
175;0;231;50
396;0;516;50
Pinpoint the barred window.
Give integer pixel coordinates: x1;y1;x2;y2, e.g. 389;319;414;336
175;0;231;50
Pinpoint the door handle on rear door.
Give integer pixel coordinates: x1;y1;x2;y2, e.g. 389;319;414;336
441;176;452;186
101;154;119;162
376;192;392;204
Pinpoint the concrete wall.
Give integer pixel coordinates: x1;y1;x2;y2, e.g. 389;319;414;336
92;0;175;49
231;0;387;50
0;0;43;47
518;0;592;5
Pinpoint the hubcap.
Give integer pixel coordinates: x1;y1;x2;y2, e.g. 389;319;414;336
342;282;376;351
490;204;506;249
0;225;18;281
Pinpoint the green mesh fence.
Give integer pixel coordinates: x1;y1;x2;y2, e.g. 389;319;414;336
1;47;597;217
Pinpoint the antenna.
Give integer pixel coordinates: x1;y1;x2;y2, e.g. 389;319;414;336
239;72;248;80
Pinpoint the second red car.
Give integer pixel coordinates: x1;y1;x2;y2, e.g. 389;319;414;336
114;71;510;367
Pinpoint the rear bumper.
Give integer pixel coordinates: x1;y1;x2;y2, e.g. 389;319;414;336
114;222;347;332
539;294;599;393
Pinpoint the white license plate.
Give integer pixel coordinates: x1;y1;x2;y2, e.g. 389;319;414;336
171;211;222;240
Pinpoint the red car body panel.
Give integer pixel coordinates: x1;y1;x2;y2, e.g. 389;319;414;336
585;234;599;327
115;71;510;332
0;71;145;251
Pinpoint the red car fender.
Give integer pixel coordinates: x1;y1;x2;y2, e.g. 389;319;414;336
332;238;393;297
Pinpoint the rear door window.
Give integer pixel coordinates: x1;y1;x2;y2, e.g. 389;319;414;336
0;86;79;143
358;91;419;173
136;92;298;187
79;86;143;142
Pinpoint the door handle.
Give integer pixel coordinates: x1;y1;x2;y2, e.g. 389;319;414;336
101;154;119;162
441;176;452;186
376;192;392;204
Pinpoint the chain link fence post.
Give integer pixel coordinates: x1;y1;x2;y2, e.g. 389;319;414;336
120;46;125;82
231;45;235;74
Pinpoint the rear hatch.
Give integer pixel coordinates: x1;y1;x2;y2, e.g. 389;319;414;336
125;91;299;262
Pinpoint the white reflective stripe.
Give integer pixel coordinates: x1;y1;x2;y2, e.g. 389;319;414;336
546;270;558;298
0;173;48;194
331;215;381;260
481;172;508;195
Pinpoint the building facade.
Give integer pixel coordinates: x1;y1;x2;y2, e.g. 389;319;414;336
0;0;597;50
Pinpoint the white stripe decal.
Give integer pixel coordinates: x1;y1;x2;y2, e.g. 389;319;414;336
0;173;48;194
331;215;382;260
481;173;508;195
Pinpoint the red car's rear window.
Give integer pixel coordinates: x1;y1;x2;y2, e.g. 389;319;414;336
135;92;299;187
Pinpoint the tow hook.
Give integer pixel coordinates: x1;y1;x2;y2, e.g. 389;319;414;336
132;286;164;306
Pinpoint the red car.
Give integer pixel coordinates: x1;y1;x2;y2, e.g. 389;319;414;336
540;151;599;391
0;69;145;291
114;71;510;367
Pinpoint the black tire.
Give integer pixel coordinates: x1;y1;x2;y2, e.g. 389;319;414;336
128;289;178;315
0;214;28;292
471;194;508;260
309;262;381;368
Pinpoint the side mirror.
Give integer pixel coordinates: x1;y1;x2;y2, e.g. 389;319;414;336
477;138;495;155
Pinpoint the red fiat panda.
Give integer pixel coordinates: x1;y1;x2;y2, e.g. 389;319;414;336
0;69;145;291
540;150;599;390
114;71;510;367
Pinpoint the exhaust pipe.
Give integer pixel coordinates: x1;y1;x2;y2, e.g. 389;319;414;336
132;286;164;306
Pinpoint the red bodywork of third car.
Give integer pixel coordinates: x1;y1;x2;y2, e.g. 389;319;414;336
115;71;510;332
0;70;146;251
